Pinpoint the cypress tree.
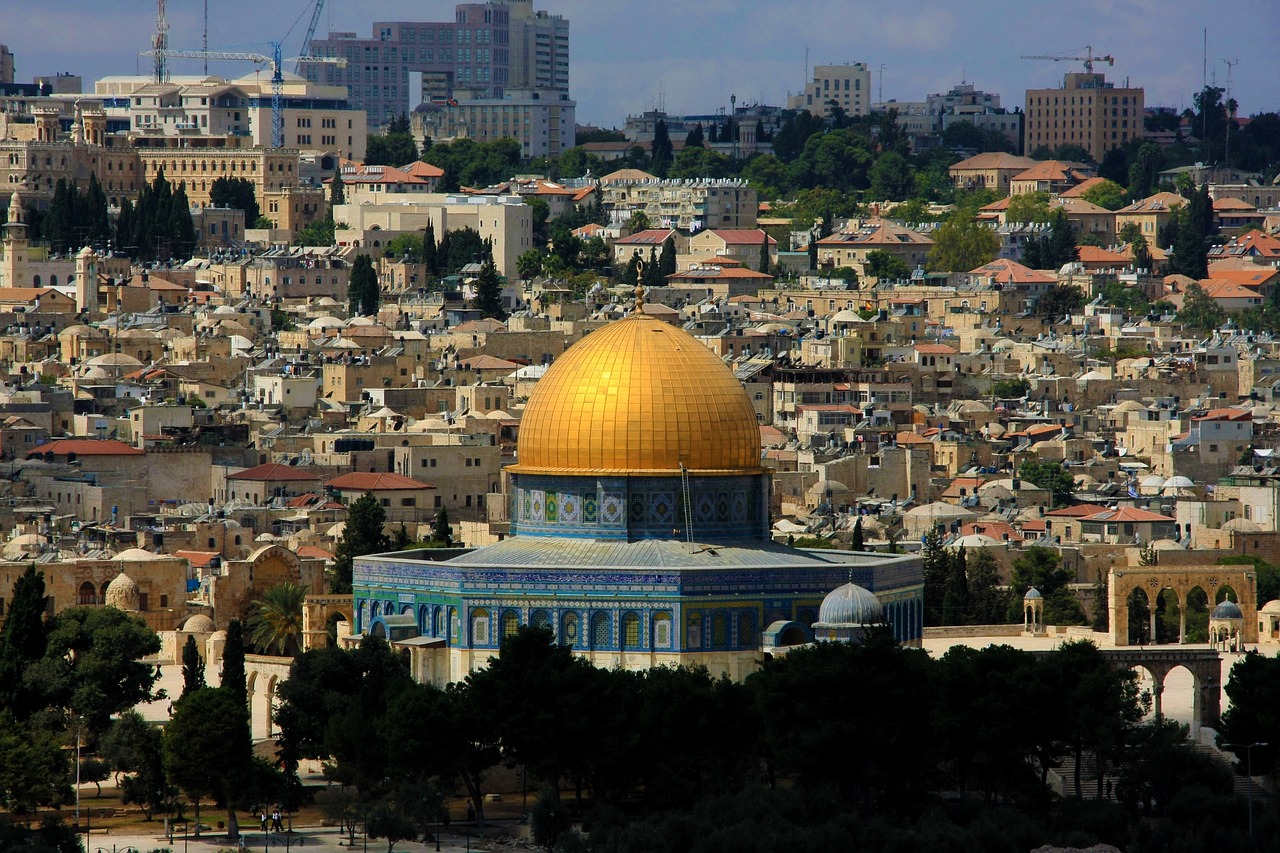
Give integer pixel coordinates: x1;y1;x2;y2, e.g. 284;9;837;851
651;119;673;176
942;544;970;626
331;493;390;594
168;184;197;260
221;620;247;706
433;508;453;546
758;231;771;272
0;565;48;719
684;123;705;149
658;235;677;276
643;246;663;287
329;168;345;207
475;258;506;320
807;234;818;271
851;517;864;551
620;250;641;286
423;220;438;278
348;254;377;315
180;634;205;698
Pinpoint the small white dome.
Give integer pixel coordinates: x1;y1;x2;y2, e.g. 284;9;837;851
817;582;884;626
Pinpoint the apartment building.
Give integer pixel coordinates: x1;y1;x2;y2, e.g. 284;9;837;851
304;0;569;128
788;64;871;118
412;87;575;157
1024;72;1144;162
599;177;757;230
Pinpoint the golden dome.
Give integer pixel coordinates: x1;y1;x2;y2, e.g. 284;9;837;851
511;315;762;474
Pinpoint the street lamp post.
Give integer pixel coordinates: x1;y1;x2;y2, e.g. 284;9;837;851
1223;741;1269;837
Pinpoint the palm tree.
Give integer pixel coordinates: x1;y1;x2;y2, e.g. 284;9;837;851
249;582;307;657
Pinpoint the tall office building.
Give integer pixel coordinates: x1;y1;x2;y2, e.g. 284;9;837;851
303;0;568;130
1024;72;1144;162
788;63;871;118
0;45;15;85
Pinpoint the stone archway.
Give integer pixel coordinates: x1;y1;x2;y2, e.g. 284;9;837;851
1103;649;1222;734
245;655;293;741
302;594;354;650
1109;567;1258;646
246;544;302;592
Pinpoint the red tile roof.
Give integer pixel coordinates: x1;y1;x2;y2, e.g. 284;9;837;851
1082;506;1176;523
227;462;323;482
28;439;144;457
327;472;433;491
174;550;221;568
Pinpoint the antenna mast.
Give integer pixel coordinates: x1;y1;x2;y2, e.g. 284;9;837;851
153;0;170;83
203;0;208;73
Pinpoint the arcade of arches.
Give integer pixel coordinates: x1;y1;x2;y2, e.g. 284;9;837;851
1108;567;1257;646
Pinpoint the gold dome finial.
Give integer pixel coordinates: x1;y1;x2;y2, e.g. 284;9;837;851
634;261;645;311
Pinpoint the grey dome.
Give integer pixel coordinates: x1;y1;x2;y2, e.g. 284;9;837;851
1212;599;1244;620
1023;587;1044;601
817;582;884;626
182;614;216;633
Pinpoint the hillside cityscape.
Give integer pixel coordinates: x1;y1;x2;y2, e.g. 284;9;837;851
2;2;1280;852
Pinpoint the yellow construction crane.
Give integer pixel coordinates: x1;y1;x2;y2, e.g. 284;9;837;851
1020;45;1115;74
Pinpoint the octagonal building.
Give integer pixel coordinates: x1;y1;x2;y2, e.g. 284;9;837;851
354;312;923;684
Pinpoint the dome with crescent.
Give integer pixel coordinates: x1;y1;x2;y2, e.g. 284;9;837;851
511;314;762;475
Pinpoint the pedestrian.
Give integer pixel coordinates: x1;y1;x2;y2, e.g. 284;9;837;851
272;808;283;832
1105;779;1112;799
260;811;268;832
466;803;475;823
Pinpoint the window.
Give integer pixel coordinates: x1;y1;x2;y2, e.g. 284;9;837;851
561;611;579;646
501;610;519;638
590;612;610;649
622;612;641;649
471;608;490;645
653;611;672;648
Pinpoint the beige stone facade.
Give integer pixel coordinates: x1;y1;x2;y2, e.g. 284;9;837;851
1024;72;1144;162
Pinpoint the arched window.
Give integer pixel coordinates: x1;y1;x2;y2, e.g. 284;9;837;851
561;612;580;647
621;612;641;649
590;612;610;650
739;610;757;646
77;581;97;605
501;609;519;639
99;581;111;602
49;275;57;286
712;612;729;647
531;609;552;634
471;608;490;646
652;611;672;649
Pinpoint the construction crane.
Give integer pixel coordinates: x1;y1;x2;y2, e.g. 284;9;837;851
139;44;345;147
294;0;328;75
152;0;170;83
1020;45;1115;74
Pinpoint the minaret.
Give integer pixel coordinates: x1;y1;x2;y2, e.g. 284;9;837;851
75;245;99;314
2;191;28;288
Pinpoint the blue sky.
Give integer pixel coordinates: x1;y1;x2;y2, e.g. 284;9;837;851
5;0;1274;127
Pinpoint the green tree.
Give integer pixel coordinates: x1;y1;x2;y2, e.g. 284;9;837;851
1169;183;1213;279
516;248;543;281
865;249;911;281
1006;191;1053;224
926;211;999;272
0;566;48;721
164;686;253;838
249;582;308;657
625;209;651;234
868;151;914;201
992;377;1031;398
432;507;453;546
966;548;1010;624
331;493;390;594
650;119;673;176
0;710;71;813
209;176;261;225
295;216;337;246
1218;651;1280;775
942;545;971;626
329;168;345;207
28;606;162;736
348;253;379;316
1008;546;1086;625
475;258;506;320
220;617;247;704
385;233;424;263
1176;282;1226;332
1080;178;1128;211
921;531;950;627
180;634;205;698
365;129;419;167
1034;282;1086;321
101;710;172;820
1018;459;1075;507
684;123;705;149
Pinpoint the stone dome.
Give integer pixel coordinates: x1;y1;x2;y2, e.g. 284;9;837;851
510;314;762;474
1261;599;1280;614
1212;598;1244;620
182;614;216;633
817;581;884;626
104;572;140;611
